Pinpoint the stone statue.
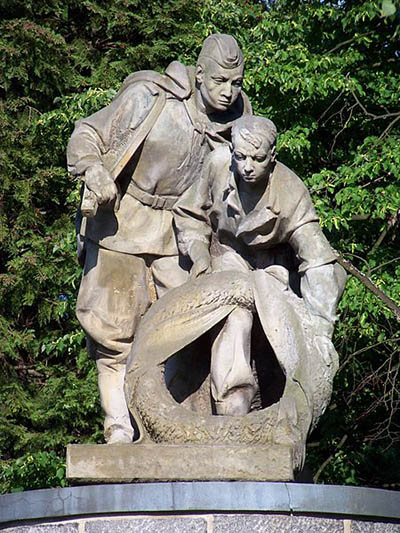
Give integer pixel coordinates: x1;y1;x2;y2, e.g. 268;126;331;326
124;116;346;472
67;34;251;444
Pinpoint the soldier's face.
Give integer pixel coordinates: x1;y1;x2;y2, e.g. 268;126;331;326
196;61;243;113
233;136;275;185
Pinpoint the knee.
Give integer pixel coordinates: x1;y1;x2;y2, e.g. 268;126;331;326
95;345;127;374
227;307;253;332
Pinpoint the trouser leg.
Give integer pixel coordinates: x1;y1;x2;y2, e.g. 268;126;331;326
150;254;191;388
150;254;190;297
210;307;257;416
94;343;133;443
76;241;151;442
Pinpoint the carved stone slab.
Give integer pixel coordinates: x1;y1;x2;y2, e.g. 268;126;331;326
67;443;294;483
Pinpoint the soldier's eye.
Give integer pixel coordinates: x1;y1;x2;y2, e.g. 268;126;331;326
234;152;245;160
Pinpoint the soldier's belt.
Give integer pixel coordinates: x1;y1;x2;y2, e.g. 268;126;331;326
126;181;178;210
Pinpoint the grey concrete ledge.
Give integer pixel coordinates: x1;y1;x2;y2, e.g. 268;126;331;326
1;482;400;525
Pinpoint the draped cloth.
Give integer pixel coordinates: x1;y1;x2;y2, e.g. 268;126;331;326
125;269;339;463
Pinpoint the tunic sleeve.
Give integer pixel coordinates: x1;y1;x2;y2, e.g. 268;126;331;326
67;82;157;176
173;155;213;257
289;222;346;335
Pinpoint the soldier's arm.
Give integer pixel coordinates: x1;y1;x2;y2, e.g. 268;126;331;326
289;221;346;337
173;156;215;277
67;83;157;206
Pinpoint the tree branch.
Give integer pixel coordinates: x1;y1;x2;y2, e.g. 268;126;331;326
328;103;357;159
350;214;370;221
369;213;398;256
318;90;345;123
325;32;373;55
334;252;400;322
350;88;400;121
370;256;400;274
369;226;389;256
313;434;348;483
339;336;400;372
379;114;400;139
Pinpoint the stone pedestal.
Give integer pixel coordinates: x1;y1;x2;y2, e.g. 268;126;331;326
2;482;400;531
66;443;294;483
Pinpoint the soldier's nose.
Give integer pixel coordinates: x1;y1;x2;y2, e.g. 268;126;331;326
244;159;254;174
221;83;232;99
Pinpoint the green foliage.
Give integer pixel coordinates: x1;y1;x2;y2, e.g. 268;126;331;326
0;451;67;493
0;85;120;493
1;0;399;491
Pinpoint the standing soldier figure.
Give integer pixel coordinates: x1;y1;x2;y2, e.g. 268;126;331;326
67;34;251;443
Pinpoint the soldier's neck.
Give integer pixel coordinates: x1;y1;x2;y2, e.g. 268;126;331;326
193;88;213;119
237;167;274;213
191;88;236;132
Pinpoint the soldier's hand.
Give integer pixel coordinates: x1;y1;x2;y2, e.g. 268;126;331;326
189;241;211;278
190;256;211;279
85;163;118;204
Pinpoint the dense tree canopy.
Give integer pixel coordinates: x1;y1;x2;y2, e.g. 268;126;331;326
0;0;399;492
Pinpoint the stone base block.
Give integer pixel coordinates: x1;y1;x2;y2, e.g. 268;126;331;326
66;443;294;483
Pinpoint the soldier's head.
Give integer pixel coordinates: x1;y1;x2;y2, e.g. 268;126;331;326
231;116;277;185
195;34;244;113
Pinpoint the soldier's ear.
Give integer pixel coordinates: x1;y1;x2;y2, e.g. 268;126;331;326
195;64;204;84
271;143;277;163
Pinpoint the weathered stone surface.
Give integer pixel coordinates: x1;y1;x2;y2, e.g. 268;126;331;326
66;443;293;482
84;517;208;532
351;520;400;532
2;524;79;533
3;483;400;525
4;517;400;533
67;25;346;478
213;513;344;532
68;33;249;446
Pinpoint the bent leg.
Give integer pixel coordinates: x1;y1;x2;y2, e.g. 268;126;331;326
150;254;190;297
210;307;257;416
76;241;151;442
150;254;191;388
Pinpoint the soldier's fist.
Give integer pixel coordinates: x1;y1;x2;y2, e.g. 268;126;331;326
189;241;211;278
85;163;117;204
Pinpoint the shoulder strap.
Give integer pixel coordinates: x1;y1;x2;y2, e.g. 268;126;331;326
109;88;167;180
80;88;167;217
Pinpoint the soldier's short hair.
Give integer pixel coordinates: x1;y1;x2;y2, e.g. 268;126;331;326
197;34;244;70
232;116;277;149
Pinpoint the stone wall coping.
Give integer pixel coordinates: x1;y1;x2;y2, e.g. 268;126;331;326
1;482;400;525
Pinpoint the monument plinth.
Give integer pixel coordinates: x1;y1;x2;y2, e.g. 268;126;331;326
66;443;294;483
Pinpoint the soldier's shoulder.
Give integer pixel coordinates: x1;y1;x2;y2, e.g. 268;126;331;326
116;62;191;101
116;76;160;100
275;161;307;192
207;144;231;169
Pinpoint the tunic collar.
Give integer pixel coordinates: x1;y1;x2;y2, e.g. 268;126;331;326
222;164;281;216
221;164;281;239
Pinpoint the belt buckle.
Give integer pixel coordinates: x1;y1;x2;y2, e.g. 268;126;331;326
151;195;165;209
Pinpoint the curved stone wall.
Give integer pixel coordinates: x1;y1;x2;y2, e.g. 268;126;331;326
1;482;400;531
